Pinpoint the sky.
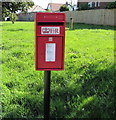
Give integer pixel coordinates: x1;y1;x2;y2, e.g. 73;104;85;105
32;0;77;9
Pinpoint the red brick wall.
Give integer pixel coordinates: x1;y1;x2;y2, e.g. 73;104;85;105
78;2;109;9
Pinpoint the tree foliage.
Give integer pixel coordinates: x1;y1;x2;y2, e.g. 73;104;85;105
59;5;69;12
2;0;34;23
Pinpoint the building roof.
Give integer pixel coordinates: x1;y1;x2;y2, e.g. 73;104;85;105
28;5;46;13
47;3;63;11
78;0;115;2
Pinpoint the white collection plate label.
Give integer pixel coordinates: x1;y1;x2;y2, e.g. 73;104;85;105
41;27;60;34
46;43;56;62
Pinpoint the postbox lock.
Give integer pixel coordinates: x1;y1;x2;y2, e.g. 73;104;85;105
48;37;53;41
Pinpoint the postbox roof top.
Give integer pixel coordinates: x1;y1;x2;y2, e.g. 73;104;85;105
36;12;65;22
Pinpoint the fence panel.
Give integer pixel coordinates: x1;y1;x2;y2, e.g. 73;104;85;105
65;9;115;26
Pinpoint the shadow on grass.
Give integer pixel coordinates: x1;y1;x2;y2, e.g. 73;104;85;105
50;64;115;119
7;29;25;31
2;64;115;119
66;23;116;30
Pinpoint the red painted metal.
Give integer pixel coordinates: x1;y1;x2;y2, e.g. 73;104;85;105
35;12;65;71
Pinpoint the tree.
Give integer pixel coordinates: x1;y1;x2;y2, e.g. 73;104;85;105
2;0;34;24
59;5;69;12
106;1;116;9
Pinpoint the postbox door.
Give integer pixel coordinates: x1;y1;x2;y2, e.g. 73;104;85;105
36;37;63;69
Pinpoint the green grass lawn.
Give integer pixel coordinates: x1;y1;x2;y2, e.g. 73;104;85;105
1;22;115;119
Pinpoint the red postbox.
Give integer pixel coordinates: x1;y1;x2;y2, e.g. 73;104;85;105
35;13;65;71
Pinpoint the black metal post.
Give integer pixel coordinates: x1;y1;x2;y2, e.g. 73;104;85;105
44;71;51;120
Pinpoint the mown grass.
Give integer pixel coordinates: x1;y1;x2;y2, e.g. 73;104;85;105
1;22;115;119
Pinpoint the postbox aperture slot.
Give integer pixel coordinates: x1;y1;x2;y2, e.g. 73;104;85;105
38;22;64;26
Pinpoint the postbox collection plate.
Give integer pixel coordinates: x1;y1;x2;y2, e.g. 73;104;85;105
41;27;60;35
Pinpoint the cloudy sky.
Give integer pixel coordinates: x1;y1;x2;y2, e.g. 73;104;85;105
32;0;77;9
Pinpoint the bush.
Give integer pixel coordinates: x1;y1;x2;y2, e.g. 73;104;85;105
106;1;116;9
59;5;69;11
78;3;90;10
